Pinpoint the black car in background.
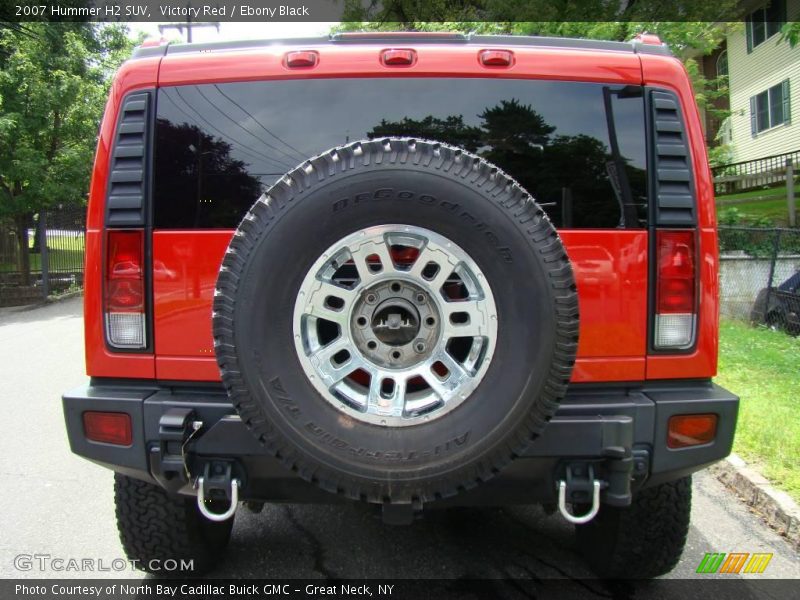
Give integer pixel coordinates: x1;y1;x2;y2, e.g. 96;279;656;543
751;270;800;335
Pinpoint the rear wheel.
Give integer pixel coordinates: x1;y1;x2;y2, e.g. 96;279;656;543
575;476;692;579
114;474;233;575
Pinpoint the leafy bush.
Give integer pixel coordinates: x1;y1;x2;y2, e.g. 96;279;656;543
717;207;800;257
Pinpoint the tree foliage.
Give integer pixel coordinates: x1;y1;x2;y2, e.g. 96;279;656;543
780;22;800;48
340;0;741;24
0;22;131;281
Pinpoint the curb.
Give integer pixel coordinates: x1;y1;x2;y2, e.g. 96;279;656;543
710;453;800;549
45;289;84;303
0;290;83;316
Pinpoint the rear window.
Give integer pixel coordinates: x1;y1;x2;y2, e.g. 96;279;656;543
153;78;648;229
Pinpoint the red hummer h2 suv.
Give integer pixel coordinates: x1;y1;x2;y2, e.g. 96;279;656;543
63;32;739;578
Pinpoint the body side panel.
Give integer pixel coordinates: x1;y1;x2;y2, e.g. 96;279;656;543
640;54;719;379
85;57;161;379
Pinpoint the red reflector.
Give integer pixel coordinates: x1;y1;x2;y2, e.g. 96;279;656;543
285;51;318;68
667;414;717;448
656;230;696;314
479;49;513;67
382;49;416;66
106;230;144;312
83;411;132;446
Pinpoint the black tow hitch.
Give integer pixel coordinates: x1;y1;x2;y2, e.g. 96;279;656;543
149;407;199;492
149;408;242;521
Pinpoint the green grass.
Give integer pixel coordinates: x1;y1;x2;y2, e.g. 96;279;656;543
0;232;84;272
716;183;798;225
715;320;800;502
25;246;84;271
716;184;790;204
717;197;796;225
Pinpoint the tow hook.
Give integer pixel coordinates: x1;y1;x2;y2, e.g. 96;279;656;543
195;461;240;522
556;464;602;524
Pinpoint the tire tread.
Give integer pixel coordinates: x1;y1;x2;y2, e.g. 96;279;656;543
114;474;232;575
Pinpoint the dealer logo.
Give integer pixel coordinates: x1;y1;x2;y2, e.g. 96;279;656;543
696;552;773;574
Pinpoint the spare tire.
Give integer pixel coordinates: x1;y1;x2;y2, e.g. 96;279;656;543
213;138;578;504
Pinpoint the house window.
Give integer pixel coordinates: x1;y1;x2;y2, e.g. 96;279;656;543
716;50;728;77
750;80;791;135
746;0;786;52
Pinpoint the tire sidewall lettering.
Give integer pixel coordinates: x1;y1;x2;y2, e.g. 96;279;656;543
331;188;512;262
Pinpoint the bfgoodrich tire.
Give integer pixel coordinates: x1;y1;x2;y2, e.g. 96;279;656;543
575;476;693;579
114;474;233;575
213;138;579;504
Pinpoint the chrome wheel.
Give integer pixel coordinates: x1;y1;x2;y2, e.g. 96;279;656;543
293;225;498;427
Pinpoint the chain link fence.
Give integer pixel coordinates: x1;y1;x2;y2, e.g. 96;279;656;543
719;226;800;335
0;204;86;307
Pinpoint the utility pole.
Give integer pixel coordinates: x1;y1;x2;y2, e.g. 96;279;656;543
158;3;219;43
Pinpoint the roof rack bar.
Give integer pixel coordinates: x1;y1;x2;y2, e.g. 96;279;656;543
468;34;669;55
131;33;672;60
330;32;469;44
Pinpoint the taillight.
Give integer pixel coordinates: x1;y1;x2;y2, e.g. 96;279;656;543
105;229;146;349
654;230;696;349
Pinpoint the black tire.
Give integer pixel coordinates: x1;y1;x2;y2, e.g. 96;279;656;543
576;476;692;579
765;310;786;331
114;474;233;576
213;138;579;504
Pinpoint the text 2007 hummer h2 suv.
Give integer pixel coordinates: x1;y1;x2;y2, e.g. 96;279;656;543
63;32;739;578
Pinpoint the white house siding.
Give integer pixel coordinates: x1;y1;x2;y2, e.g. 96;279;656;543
727;0;800;163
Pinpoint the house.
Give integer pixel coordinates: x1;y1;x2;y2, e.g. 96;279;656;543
700;0;800;165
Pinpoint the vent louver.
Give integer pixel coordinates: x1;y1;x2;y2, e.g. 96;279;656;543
106;92;150;227
651;90;696;226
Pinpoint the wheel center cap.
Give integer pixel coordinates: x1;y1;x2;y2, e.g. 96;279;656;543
371;300;420;346
351;279;441;369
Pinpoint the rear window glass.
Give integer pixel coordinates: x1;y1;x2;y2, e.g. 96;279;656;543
153;78;648;229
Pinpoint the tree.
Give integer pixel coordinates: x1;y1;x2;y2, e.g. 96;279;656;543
368;115;484;151
780;22;800;48
0;22;131;284
340;0;740;27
